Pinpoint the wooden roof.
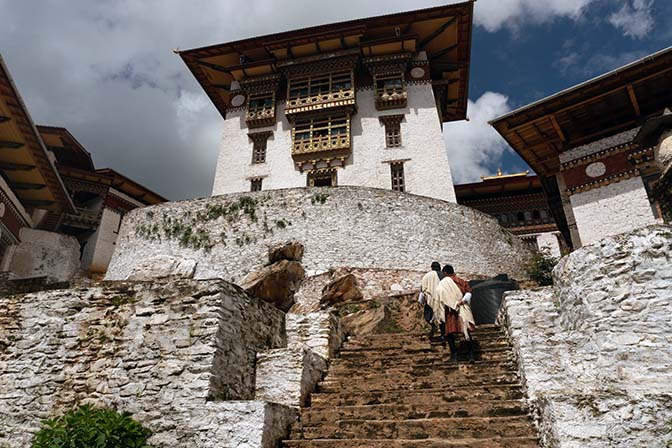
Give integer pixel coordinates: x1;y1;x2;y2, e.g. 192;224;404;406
491;46;672;176
95;168;167;205
455;173;543;201
178;1;474;123
0;54;75;213
37;126;95;172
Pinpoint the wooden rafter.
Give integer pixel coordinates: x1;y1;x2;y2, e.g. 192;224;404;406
506;64;672;133
0;140;24;149
195;59;232;74
429;42;459;61
550;115;566;142
0;162;35;171
627;84;641;116
0;115;9;123
418;17;457;49
23;199;55;207
9;182;46;190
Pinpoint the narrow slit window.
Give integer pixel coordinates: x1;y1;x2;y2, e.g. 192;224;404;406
250;178;263;192
391;162;405;192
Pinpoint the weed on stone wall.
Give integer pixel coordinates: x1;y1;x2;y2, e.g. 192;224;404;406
526;249;559;286
311;193;329;205
31;405;152;448
134;197;268;251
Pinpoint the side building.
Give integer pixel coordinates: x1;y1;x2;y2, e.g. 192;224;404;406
455;171;565;257
0;54;166;279
491;47;671;248
178;2;474;203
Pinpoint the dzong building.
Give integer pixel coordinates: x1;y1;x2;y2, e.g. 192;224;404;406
177;2;474;203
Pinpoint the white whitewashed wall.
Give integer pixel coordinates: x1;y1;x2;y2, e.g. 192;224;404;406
570;176;658;245
212;83;456;203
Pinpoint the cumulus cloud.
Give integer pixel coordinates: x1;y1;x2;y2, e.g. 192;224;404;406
608;0;655;39
443;92;513;184
474;0;594;33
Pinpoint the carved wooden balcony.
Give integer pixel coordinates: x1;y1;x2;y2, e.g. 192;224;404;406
292;134;351;156
245;106;276;129
375;88;407;110
285;89;356;115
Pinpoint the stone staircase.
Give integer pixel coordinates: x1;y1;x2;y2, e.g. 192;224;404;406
283;324;540;447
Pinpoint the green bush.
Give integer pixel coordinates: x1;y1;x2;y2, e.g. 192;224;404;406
527;249;559;286
32;405;152;448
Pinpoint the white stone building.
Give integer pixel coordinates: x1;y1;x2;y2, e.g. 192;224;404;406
491;47;671;249
178;2;475;203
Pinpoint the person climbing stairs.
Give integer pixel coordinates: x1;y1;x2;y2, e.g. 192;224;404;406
283;324;540;447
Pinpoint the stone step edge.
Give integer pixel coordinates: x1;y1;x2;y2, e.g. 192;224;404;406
302;398;529;413
311;383;524;397
282;436;540;446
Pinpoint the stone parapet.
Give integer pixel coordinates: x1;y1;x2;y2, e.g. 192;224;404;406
499;224;672;447
106;186;532;283
0;279;287;447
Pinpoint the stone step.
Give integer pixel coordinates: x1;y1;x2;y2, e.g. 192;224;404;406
283;436;540;448
325;360;518;381
342;338;511;352
345;331;507;347
338;345;511;361
301;399;530;424
292;416;537;440
317;374;521;394
310;384;525;407
332;350;513;368
357;325;503;340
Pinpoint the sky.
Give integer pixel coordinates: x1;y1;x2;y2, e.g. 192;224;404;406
0;0;670;200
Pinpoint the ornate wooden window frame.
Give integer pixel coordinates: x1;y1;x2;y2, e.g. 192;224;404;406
248;131;272;165
285;70;355;115
291;112;351;156
374;73;407;110
380;114;404;148
245;91;276;128
390;161;405;192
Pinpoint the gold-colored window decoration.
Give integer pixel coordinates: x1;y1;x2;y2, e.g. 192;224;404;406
286;71;355;113
245;92;276;128
374;73;407;110
250;178;263;192
292;113;350;155
391;162;405;192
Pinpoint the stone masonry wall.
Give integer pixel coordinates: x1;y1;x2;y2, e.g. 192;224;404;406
8;228;80;282
499;225;672;448
0;279;287;447
106;186;531;283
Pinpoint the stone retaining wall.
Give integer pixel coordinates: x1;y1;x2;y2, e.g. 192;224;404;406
499;225;672;447
0;279;287;447
106;187;531;283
